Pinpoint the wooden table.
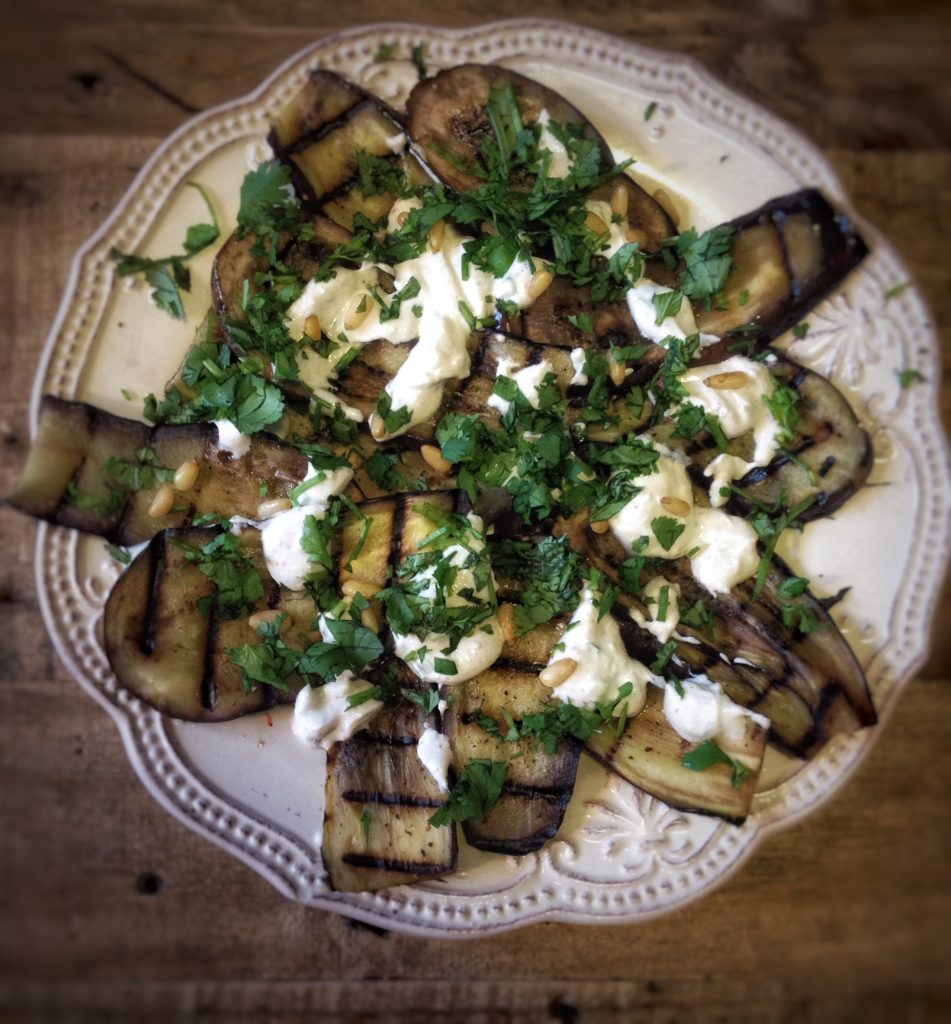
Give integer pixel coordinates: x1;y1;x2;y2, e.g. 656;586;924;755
2;3;949;1021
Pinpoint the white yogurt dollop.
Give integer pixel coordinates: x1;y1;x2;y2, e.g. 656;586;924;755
662;675;769;745
213;419;251;458
292;673;383;750
608;446;759;595
417;726;451;792
548;587;655;714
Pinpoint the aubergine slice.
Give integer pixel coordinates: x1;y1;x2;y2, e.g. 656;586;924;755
103;526;299;721
560;515;875;758
442;665;582;856
8;396;341;545
406;64;673;250
653;189;869;342
268;69;429;233
586;685;767;823
211;215;352;326
501;188;867;358
322;701;457;892
646;350;872;521
101;495;406;721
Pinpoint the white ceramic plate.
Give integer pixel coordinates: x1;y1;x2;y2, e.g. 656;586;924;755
31;19;950;935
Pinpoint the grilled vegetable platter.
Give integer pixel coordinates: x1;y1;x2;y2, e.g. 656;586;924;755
11;56;881;897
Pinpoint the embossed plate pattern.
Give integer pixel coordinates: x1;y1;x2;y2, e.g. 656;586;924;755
30;19;950;935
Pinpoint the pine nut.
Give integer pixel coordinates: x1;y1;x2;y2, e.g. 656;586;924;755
704;370;750;390
481;221;499;236
608;356;626;387
342;577;381;600
257;497;292;520
173;458;199;492
420;444;452;474
652;187;678;226
589;518;612;535
428;219;446;253
248;609;286;631
148;484;175;518
369;413;386;440
625;227;650;248
660;495;692;518
585;211;609;235
397;210;409;227
304;315;321;340
610;181;629;218
345;295;371;330
361;606;380;634
527;268;554;302
498;603;517;645
539;658;578;688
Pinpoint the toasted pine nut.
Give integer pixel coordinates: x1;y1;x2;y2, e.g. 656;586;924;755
369;413;386;440
342;577;381;600
173;458;199;492
540;658;578;688
248;609;286;632
397;210;409;227
428;219;446;253
608;356;626;388
481;221;499;236
589;518;612;535
704;370;751;390
304;315;321;340
625;227;650;247
148;484;175;518
498;603;517;645
585;211;609;235
361;606;380;634
257;497;292;520
652;187;678;226
527;268;554;302
345;295;371;330
420;444;452;474
610;181;629;218
660;495;692;518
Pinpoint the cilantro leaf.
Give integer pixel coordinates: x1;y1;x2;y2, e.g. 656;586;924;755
651;515;686;552
681;738;751;788
183;181;220;255
429;759;507;827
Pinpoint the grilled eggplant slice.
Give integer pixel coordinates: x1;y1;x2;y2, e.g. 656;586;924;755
586;685;767;822
322;702;457;892
693;190;868;341
561;515;875;757
10;396;327;545
269;69;429;232
503;188;866;356
647;350;872;521
103;527;296;721
406;64;673;250
442;666;582;855
101;494;405;721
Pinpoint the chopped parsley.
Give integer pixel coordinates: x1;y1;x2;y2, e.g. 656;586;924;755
681;739;751;788
897;368;926;389
429;759;507;827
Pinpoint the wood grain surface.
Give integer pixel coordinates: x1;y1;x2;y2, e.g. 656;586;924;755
1;2;950;1021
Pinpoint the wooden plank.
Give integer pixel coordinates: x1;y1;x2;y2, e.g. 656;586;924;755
0;3;949;1017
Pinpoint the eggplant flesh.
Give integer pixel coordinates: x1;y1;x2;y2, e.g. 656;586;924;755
560;516;876;758
269;69;429;233
322;702;457;892
442;665;582;856
9;396;316;546
406;63;674;250
586;686;767;823
502;189;866;358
